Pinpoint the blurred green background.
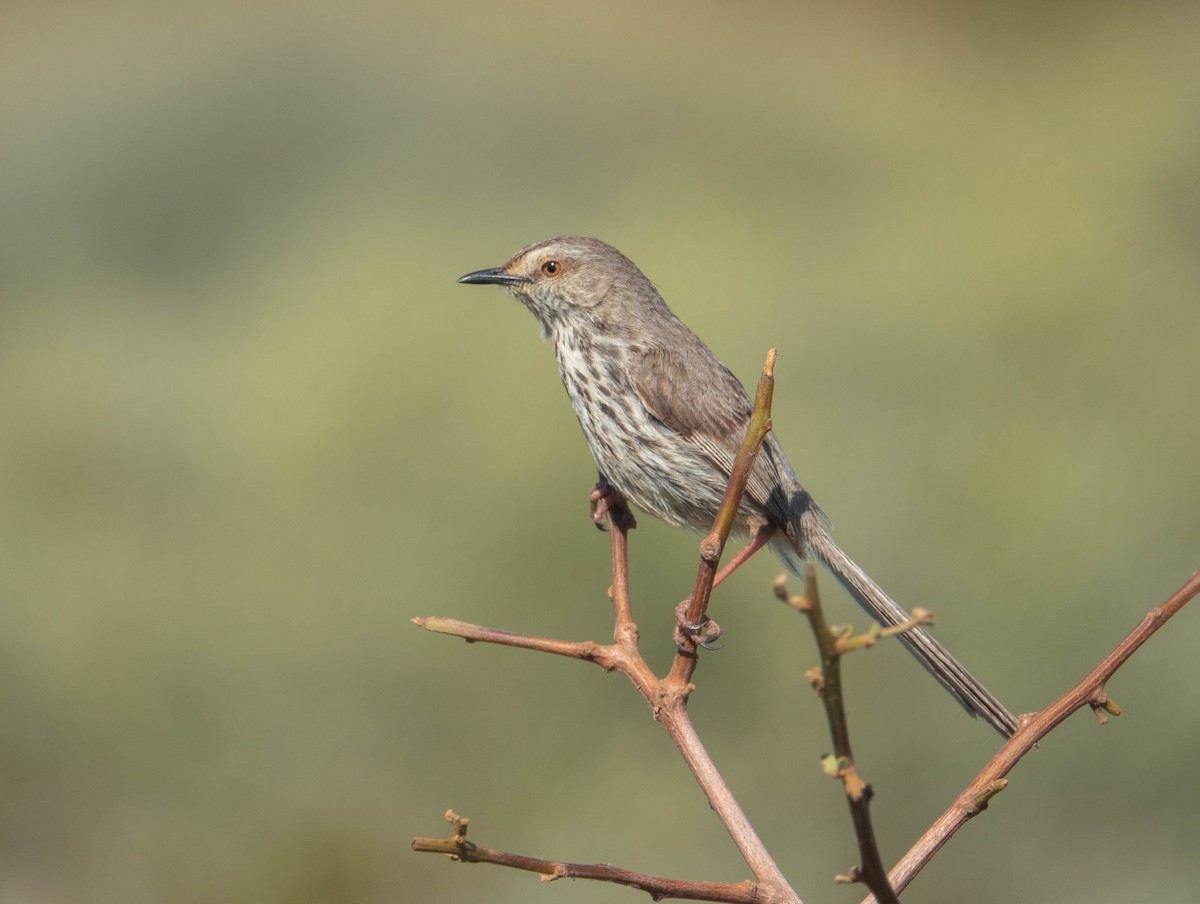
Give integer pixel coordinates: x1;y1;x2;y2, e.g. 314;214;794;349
2;1;1198;902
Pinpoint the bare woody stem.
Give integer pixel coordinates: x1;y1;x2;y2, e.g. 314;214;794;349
651;350;799;898
605;484;639;645
413;350;802;904
777;568;898;904
413;811;761;903
667;348;777;689
415;327;1199;904
860;569;1200;904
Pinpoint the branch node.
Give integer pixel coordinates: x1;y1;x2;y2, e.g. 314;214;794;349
821;754;851;778
845;773;871;804
835;866;863;885
877;608;934;639
614;622;639;650
820;756;871;801
1089;691;1121;724
966;779;1008;814
771;573;789;597
1089;696;1113;725
833;625;879;653
805;665;825;694
773;573;811;612
540;865;567;882
445;809;469;840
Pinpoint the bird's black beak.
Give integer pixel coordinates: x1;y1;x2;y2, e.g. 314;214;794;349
457;267;529;287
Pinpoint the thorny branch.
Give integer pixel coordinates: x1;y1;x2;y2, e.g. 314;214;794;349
415;350;801;904
775;569;899;904
412;342;1200;903
667;348;776;687
412;811;761;904
860;569;1200;903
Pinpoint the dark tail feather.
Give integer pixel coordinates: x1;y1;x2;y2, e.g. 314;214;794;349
774;513;1018;737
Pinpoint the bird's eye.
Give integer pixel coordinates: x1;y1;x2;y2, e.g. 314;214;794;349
542;260;560;276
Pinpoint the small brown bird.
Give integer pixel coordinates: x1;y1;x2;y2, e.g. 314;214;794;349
460;236;1017;737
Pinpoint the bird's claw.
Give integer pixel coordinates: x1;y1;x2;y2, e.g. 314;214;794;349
672;600;724;652
589;481;635;531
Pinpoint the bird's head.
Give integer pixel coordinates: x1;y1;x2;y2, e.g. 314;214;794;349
458;236;660;338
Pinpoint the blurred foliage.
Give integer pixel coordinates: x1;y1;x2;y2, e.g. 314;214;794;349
1;1;1198;902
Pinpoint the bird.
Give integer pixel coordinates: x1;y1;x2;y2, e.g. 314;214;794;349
459;236;1017;737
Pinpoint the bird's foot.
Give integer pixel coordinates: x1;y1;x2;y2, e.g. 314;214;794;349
589;481;636;531
673;598;723;651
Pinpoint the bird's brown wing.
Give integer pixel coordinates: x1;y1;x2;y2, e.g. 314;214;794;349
631;344;751;447
630;344;794;528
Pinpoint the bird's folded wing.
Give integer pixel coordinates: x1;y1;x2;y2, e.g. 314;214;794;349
630;345;792;528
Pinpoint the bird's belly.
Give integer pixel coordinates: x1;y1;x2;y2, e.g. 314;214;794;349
569;388;731;532
554;337;744;532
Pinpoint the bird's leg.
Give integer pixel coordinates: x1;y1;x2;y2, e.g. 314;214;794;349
589;478;636;531
674;524;777;651
711;523;777;590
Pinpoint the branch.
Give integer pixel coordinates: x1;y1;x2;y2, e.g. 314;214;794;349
861;569;1200;903
413;810;764;903
412;617;617;665
414;351;801;904
605;483;639;646
775;568;898;904
667;348;777;687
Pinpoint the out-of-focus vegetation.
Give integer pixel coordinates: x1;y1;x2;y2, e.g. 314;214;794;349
1;2;1197;902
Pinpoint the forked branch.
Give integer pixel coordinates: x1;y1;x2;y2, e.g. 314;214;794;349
776;569;899;904
861;569;1200;903
414;351;801;904
412;343;1200;904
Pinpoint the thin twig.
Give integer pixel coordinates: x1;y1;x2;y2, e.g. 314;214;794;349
649;350;798;898
667;348;777;688
860;569;1200;903
606;488;639;646
413;617;617;666
413;811;763;903
776;568;898;904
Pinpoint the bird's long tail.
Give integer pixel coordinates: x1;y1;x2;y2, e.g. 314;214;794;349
776;511;1018;737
